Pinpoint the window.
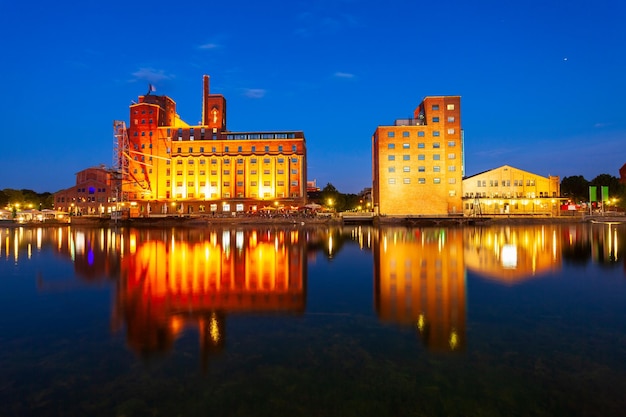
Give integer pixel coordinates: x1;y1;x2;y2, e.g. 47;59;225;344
292;145;297;152
188;159;194;165
263;158;271;164
251;158;257;164
403;155;410;161
448;178;456;184
448;165;456;172
447;116;455;123
402;131;410;137
432;117;440;123
388;178;396;184
264;146;270;152
291;158;298;163
433;166;441;172
403;178;411;184
223;182;230;187
224;159;230;164
224;170;230;175
418;166;425;172
448;140;456;147
238;146;243;152
448;129;455;135
291;169;298;175
211;159;217;164
224;146;229;152
251;181;257;186
403;166;410;172
433;131;440;137
263;181;271;187
403;143;410;149
388;155;396;161
447;104;455;110
432;105;440;110
418;131;425;137
448;153;456;159
433;142;440;148
278;158;284;164
388;143;395;149
237;158;244;164
418;178;426;184
388;167;396;173
477;180;482;187
387;131;395;138
263;169;270;175
434;178;441;184
277;169;284;175
433;154;441;160
278;145;283;152
251;146;256;152
418;154;425;160
418;142;425;149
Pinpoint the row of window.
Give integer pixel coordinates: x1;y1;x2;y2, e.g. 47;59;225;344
166;192;300;200
388;178;457;184
170;157;299;165
431;104;456;111
388;140;456;149
476;179;537;187
75;187;106;194
169;180;299;188
171;145;299;154
465;192;555;198
134;167;299;176
388;154;456;161
389;165;456;173
387;130;448;138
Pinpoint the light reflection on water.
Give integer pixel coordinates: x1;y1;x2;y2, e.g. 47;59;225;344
0;223;625;417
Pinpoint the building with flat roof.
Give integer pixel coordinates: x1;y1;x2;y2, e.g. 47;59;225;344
372;96;463;216
115;75;307;217
54;165;119;215
462;165;560;216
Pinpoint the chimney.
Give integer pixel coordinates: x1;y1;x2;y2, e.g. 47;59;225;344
202;75;210;125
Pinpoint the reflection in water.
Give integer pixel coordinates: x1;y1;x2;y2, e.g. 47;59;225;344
464;225;562;284
114;228;307;366
2;222;625;361
373;228;466;352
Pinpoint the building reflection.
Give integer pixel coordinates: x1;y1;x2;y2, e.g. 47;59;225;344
113;228;307;366
372;228;466;352
464;225;562;284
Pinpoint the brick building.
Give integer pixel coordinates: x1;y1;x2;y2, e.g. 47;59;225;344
54;166;119;215
372;96;463;216
117;75;307;217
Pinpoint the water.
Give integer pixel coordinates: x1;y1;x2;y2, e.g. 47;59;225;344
1;223;625;417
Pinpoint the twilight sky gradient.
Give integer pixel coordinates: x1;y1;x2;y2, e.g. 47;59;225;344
1;0;625;194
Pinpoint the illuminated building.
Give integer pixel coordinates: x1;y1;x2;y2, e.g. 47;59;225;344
54;166;119;216
372;96;463;216
115;75;307;217
373;227;466;352
462;165;560;216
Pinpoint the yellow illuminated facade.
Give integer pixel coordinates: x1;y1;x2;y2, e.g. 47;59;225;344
117;75;307;217
372;96;463;216
463;225;562;284
373;227;466;352
462;165;561;216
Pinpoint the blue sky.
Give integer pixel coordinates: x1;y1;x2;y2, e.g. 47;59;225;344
1;0;625;194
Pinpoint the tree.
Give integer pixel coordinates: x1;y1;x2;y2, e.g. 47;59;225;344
560;176;589;202
590;174;626;209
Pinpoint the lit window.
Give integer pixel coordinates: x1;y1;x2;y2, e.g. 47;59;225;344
448;116;455;123
448;166;456;172
433;166;441;172
403;143;410;149
448;178;456;184
388;178;396;184
418;178;426;184
434;178;441;184
448;153;456;159
403;166;410;172
447;104;455;110
403;178;411;184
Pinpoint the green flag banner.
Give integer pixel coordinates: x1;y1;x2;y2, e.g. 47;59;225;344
601;186;609;202
589;186;597;202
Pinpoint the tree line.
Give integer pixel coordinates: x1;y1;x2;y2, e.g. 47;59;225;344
560;174;625;208
0;189;55;210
